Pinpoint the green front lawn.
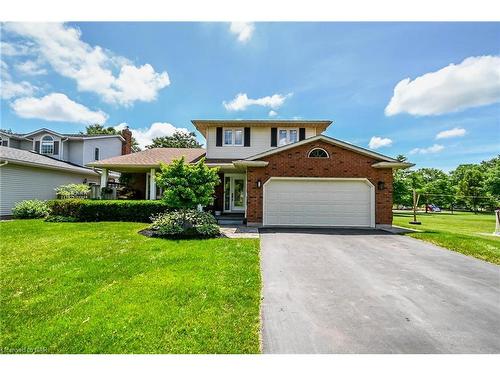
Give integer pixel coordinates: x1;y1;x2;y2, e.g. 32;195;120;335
0;220;261;354
393;211;500;265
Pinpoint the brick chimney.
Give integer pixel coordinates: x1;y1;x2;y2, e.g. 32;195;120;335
121;127;133;155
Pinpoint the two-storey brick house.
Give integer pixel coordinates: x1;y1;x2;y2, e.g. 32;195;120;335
89;120;413;228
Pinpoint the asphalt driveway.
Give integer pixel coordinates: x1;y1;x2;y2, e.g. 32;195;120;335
259;228;500;353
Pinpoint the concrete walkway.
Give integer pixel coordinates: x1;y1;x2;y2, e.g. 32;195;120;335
219;225;259;238
260;228;500;353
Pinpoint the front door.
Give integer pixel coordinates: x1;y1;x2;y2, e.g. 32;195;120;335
223;174;246;212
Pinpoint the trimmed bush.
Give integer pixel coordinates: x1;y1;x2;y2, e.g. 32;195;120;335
149;210;220;238
55;183;90;199
12;200;51;219
48;199;170;222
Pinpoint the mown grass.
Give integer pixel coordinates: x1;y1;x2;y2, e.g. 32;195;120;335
0;220;261;354
393;211;500;265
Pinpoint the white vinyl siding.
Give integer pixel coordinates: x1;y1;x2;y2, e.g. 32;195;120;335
82;138;122;166
263;178;374;227
0;164;98;216
206;126;316;159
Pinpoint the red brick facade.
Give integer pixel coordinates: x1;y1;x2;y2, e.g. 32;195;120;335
245;140;393;225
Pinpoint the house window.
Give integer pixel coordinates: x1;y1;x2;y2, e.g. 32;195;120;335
94;147;100;161
278;128;299;146
308;148;329;158
0;136;8;147
223;128;244;146
41;135;54;155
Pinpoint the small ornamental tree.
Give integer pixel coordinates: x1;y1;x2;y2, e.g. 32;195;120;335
155;157;220;209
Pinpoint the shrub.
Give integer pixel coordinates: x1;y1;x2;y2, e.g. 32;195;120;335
12;200;51;219
48;199;170;222
149;210;220;238
156;157;220;209
55;183;90;199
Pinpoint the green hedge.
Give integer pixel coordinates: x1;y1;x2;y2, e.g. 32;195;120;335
48;199;171;222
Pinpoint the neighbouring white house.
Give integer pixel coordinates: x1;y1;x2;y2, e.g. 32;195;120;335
0;127;133;217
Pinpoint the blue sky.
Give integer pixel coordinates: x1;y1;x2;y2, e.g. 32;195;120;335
1;22;499;170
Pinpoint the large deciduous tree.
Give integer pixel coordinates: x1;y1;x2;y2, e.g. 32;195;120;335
147;131;202;149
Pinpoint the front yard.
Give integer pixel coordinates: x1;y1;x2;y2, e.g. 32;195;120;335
0;220;261;354
393;211;500;265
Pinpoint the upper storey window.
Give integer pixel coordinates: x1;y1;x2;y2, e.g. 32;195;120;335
223;128;244;146
278;128;298;146
0;136;8;147
41;135;54;155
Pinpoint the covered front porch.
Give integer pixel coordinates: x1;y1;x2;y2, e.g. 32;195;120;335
98;166;162;200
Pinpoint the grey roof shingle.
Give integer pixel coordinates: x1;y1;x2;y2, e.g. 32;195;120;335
0;146;99;176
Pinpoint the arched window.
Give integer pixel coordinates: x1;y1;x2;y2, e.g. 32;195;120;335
308;148;329;158
41;135;54;155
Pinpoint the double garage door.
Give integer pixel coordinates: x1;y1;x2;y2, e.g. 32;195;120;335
263;178;374;227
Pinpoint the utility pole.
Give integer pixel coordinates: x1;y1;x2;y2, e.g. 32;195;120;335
409;189;421;225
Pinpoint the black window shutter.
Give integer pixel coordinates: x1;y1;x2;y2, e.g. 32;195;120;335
299;128;306;141
216;127;223;147
244;127;251;147
35;141;40;153
53;141;59;155
270;128;277;147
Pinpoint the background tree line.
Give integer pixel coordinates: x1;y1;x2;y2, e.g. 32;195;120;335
394;155;500;212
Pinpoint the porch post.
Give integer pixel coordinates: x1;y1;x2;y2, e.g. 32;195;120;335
149;168;156;200
100;168;108;188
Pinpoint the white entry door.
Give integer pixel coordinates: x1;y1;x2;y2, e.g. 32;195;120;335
263;178;374;227
224;174;246;212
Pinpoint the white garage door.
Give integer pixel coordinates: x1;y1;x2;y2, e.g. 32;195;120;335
263;178;374;227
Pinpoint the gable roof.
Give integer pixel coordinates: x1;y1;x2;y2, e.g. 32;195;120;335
245;134;399;162
0;146;99;176
18;128;125;141
192;119;332;137
87;148;206;169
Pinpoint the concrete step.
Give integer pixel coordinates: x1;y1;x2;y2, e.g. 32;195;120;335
215;215;245;225
217;218;245;225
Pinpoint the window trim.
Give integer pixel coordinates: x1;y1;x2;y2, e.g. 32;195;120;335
40;135;54;155
223;127;244;147
277;128;299;146
307;147;330;158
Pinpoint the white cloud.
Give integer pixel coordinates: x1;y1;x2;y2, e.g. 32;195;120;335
3;22;170;106
385;55;500;116
0;60;38;99
223;92;292;111
0;41;34;56
229;22;255;43
268;110;278;117
11;93;108;124
115;122;190;149
368;136;393;149
436;127;467;139
409;144;445;155
15;60;47;76
1;80;37;99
